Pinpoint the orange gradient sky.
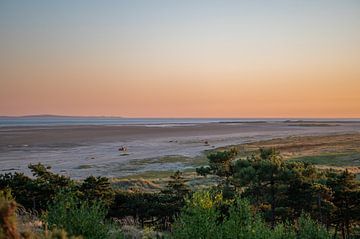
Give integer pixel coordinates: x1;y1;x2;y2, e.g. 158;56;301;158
0;1;360;118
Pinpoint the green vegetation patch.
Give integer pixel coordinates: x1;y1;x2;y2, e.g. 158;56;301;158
111;178;163;192
154;155;190;164
75;164;93;169
120;170;175;180
131;155;207;167
289;152;360;167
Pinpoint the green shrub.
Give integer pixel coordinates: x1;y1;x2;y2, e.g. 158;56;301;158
172;191;221;239
46;191;121;239
297;214;331;239
173;191;333;239
222;198;296;239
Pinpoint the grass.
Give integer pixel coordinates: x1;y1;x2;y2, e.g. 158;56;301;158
201;133;360;180
109;133;360;192
75;164;93;169
289;152;360;167
111;169;221;192
111;177;163;192
216;133;360;164
154;155;190;164
122;170;175;180
123;156;189;168
129;155;207;167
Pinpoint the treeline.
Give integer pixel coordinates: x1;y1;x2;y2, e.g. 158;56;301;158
172;191;332;239
1;148;360;238
196;148;360;238
0;164;189;228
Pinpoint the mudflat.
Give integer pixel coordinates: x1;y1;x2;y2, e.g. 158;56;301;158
1;121;360;178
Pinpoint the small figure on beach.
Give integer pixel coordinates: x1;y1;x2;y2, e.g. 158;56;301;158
118;146;128;152
204;140;209;145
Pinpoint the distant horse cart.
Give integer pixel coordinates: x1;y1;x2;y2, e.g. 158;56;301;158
118;146;128;152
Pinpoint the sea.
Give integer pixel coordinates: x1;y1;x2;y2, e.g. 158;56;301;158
0;116;359;127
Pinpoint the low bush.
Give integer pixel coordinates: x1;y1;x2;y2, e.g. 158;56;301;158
46;191;123;239
172;191;332;239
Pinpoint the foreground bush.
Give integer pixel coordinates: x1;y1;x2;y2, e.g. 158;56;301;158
0;190;18;239
1;190;84;239
172;191;332;239
172;191;220;239
46;192;123;239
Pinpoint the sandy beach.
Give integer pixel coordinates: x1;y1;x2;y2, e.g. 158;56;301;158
1;121;360;178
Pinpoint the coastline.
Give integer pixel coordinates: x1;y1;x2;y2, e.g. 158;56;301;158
1;121;360;179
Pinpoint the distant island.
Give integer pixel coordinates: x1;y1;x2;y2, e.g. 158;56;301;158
0;114;124;119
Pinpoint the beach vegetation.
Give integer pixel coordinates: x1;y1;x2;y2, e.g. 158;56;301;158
172;191;331;239
46;191;122;239
1;148;359;238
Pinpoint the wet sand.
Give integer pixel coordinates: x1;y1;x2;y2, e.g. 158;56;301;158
0;122;323;147
1;121;360;178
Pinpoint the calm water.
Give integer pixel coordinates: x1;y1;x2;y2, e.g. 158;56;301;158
1;117;359;127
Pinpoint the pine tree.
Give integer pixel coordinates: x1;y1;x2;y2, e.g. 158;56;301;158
233;148;291;227
79;176;115;207
326;170;360;238
196;148;238;179
162;171;190;198
196;148;238;199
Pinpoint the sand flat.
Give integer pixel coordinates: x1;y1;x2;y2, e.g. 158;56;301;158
1;121;360;178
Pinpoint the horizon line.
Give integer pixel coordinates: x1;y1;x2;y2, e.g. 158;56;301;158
1;114;360;120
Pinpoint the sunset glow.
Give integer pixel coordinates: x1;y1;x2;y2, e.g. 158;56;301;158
1;1;359;117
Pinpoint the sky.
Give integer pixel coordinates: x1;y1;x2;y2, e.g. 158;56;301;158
0;0;359;118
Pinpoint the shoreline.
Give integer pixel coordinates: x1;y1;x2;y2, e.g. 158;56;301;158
1;118;360;129
1;121;360;179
